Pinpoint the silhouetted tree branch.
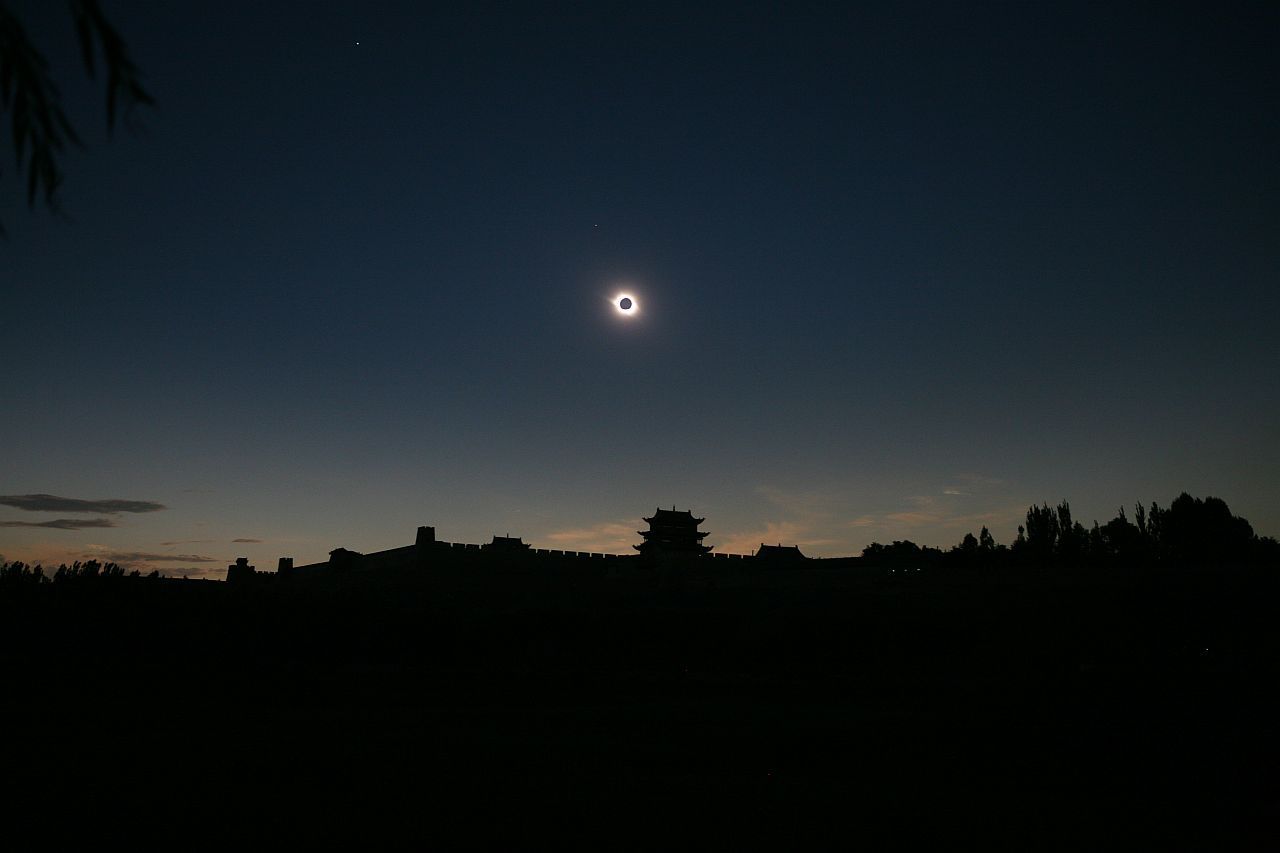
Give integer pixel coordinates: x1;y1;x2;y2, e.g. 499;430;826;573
0;0;152;234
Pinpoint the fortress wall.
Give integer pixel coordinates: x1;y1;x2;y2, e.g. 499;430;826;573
513;547;632;560
272;525;792;586
358;545;417;572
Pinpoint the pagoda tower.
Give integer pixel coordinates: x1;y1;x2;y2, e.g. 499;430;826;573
634;507;712;558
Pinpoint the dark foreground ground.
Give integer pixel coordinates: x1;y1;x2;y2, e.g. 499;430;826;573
2;563;1277;849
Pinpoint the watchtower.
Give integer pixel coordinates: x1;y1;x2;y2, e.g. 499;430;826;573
634;507;712;559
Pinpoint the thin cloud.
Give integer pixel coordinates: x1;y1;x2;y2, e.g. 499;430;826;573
938;473;1006;496
754;485;842;516
955;474;1006;487
232;538;263;543
0;494;166;514
844;504;1027;547
716;521;838;556
93;551;218;564
881;508;1022;530
885;511;938;525
543;522;636;553
160;539;215;546
710;485;849;556
0;518;116;530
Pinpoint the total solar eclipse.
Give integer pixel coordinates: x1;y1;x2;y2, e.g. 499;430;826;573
612;292;639;318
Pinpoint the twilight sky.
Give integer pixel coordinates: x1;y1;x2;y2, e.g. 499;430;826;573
2;1;1277;577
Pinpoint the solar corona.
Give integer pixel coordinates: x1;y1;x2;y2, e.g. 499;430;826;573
612;292;639;318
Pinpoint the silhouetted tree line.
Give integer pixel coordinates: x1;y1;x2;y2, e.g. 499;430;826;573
859;539;946;567
864;492;1280;569
0;559;160;586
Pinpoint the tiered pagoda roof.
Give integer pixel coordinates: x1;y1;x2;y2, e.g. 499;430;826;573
485;535;530;550
756;543;806;562
635;506;712;557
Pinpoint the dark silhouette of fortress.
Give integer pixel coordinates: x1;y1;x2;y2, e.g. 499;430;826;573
221;491;1278;583
228;506;825;583
635;508;712;557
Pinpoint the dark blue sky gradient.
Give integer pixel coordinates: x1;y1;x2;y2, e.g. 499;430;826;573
2;1;1277;572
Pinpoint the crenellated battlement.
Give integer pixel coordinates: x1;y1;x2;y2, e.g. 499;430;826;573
232;507;813;584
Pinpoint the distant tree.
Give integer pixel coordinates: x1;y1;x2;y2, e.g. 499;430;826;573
1008;492;1273;569
978;526;996;553
1146;501;1165;554
0;560;52;585
1012;524;1027;557
1055;502;1090;565
1023;504;1060;562
946;531;986;568
1160;493;1255;564
1097;507;1143;563
0;0;153;232
1087;520;1103;558
2;560;26;583
862;540;942;568
1016;501;1101;565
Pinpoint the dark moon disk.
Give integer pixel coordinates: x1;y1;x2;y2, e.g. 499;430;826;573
619;297;633;310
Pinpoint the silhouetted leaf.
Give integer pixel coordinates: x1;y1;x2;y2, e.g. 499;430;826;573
0;0;151;232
